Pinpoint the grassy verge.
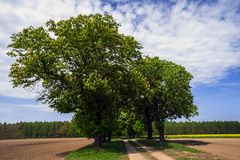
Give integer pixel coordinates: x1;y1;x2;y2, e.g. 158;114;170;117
165;134;240;139
138;139;201;153
65;140;128;160
137;139;223;160
177;158;198;160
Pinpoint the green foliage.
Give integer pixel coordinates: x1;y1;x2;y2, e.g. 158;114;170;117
137;140;201;153
6;12;199;144
65;140;128;160
166;134;240;138
138;57;198;121
134;57;198;140
7;14;143;141
0;121;240;139
0;121;79;139
133;120;145;135
115;111;143;138
163;121;240;135
0;122;20;139
115;112;135;137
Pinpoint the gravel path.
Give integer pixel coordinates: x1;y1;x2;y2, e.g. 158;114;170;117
0;138;93;160
123;140;146;160
134;141;175;160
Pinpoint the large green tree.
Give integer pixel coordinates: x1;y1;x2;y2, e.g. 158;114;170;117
7;14;142;147
137;57;198;141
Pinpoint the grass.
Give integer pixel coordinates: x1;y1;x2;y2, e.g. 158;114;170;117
177;158;198;160
137;139;201;153
137;139;223;160
65;140;128;160
130;140;201;160
165;134;240;139
128;140;143;149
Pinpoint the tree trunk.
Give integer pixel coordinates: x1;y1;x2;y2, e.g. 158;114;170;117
146;115;153;139
107;132;112;143
102;135;107;143
94;135;102;148
158;121;165;142
95;108;103;148
145;108;153;139
147;123;153;139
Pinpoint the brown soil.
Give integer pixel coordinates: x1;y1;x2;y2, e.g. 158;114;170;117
163;148;224;160
124;140;146;160
173;138;240;160
0;138;93;160
134;141;174;160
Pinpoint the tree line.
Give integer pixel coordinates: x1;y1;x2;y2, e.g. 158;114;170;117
7;14;197;147
0;121;79;139
163;121;240;135
1;121;239;139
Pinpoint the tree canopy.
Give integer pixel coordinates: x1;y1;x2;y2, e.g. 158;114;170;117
7;14;143;147
7;13;198;146
135;57;198;141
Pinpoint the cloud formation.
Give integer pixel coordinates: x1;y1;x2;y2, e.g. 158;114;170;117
0;103;53;112
0;0;240;99
0;102;73;122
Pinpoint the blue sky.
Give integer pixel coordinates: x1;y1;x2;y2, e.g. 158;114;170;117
0;0;240;123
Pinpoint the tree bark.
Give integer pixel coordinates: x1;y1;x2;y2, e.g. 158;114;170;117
147;123;153;139
95;108;103;148
107;132;112;143
94;135;102;148
102;135;107;143
158;121;165;142
145;110;153;139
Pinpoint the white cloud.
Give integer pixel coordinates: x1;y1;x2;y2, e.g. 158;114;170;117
0;102;73;123
0;103;53;112
206;82;240;88
0;47;38;98
113;0;240;84
0;0;240;99
21;104;54;112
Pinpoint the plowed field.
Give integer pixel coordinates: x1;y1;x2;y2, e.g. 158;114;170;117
174;138;240;160
0;138;93;160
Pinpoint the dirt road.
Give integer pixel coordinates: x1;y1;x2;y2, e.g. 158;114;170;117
0;138;93;160
173;138;240;160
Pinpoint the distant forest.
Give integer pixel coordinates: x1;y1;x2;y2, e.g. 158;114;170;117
0;121;79;139
0;121;240;139
163;121;240;135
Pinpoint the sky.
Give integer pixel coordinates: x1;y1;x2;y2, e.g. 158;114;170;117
0;0;240;123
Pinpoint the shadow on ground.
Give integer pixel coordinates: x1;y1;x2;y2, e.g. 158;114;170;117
168;140;210;146
56;151;71;157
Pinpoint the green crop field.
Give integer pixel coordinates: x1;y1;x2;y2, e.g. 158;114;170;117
165;134;240;138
